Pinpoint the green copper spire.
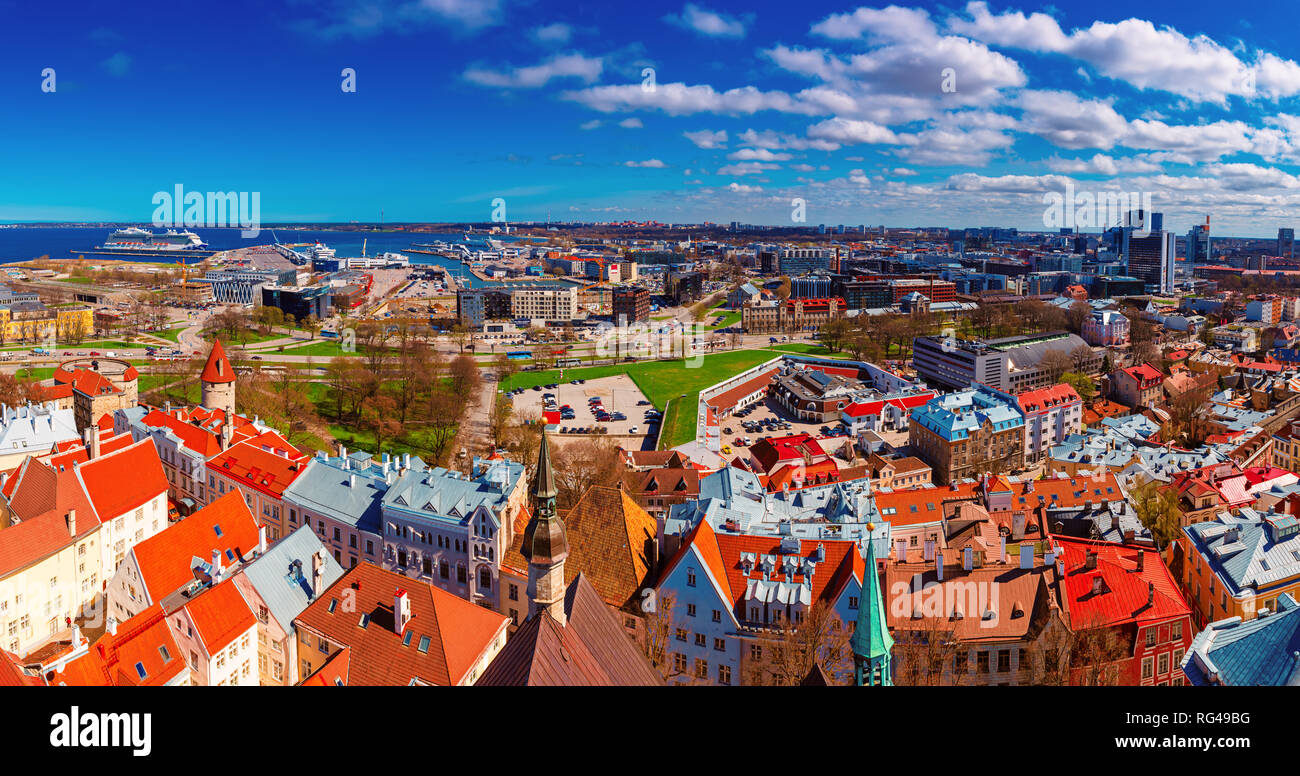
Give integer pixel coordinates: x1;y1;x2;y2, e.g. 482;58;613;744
852;526;894;686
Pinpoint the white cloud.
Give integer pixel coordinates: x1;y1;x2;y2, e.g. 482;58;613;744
564;82;834;116
806;117;901;146
1046;153;1162;175
717;161;779;176
625;159;667;168
465;53;603;88
532;23;572;45
948;1;1300;103
664;3;748;38
727;148;792;161
727;182;763;193
580;119;602;130
618;117;644;128
684;129;728;148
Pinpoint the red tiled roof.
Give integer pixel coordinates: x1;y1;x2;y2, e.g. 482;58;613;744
1017;383;1081;413
1120;362;1164;384
200;339;236;384
207;433;306;499
130;491;259;601
55;604;186;686
659;519;863;612
703;368;778;412
183;577;255;654
1054;537;1191;630
0;509;80;579
138;409;223;457
295;563;508;686
75;438;168;521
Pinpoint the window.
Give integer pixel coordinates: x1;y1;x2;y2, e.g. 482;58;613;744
718;664;732;685
686;604;696;617
1145;629;1156;647
675;628;687;642
711;609;721;623
997;649;1011;673
1141;657;1153;679
673;653;687;673
417;635;431;653
687;569;697;587
750;644;762;661
509;584;518;602
713;637;726;652
694;633;705;647
977;652;990;673
694;658;708;679
1171;621;1183;642
1158;653;1170;675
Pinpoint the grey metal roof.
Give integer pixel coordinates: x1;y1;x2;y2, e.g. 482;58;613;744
282;454;421;533
240;524;344;631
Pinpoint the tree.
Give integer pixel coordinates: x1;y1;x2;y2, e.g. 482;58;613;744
1130;479;1182;549
362;394;403;454
892;621;968;686
1060;371;1096;402
743;601;852;686
1070;343;1096;373
302;314;322;340
450;324;472;353
1039;349;1073;383
550;438;625;510
448;354;480;398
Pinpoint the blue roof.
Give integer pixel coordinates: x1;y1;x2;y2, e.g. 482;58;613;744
1184;594;1300;685
910;387;1024;442
282;453;423;533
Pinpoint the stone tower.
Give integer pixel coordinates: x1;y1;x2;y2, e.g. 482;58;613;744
521;430;569;626
200;338;237;416
852;524;894;686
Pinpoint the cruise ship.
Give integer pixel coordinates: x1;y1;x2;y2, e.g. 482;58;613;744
83;227;215;257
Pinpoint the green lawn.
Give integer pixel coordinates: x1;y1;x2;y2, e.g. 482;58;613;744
500;348;778;422
761;343;849;357
704;311;741;330
147;327;187;343
658;395;699;449
205;328;285;346
266;340;362;359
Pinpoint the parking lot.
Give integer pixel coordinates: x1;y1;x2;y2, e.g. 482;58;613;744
718;395;856;458
508;374;657;447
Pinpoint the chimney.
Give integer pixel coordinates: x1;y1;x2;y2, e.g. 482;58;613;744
257;525;267;554
394;588;411;634
106;617;118;637
1085;550;1098;570
311;550;324;597
1147;581;1155;606
999;535;1007;564
339;445;348;460
923;539;935;562
211;549;223;581
349;474;357;489
1091;576;1103;595
894;538;907;561
65;509;76;537
83;428;100;460
220;422;232;450
1136;551;1145;572
962;546;973;571
1019;544;1034;570
935;552;944;582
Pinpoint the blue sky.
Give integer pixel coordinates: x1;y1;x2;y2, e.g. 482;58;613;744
2;0;1300;236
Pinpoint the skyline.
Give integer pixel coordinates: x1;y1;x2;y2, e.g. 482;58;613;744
4;1;1300;236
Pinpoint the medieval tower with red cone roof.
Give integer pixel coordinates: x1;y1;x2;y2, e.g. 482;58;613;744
200;338;237;416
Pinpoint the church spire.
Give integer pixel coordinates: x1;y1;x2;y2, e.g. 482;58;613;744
522;431;568;625
852;524;894;686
